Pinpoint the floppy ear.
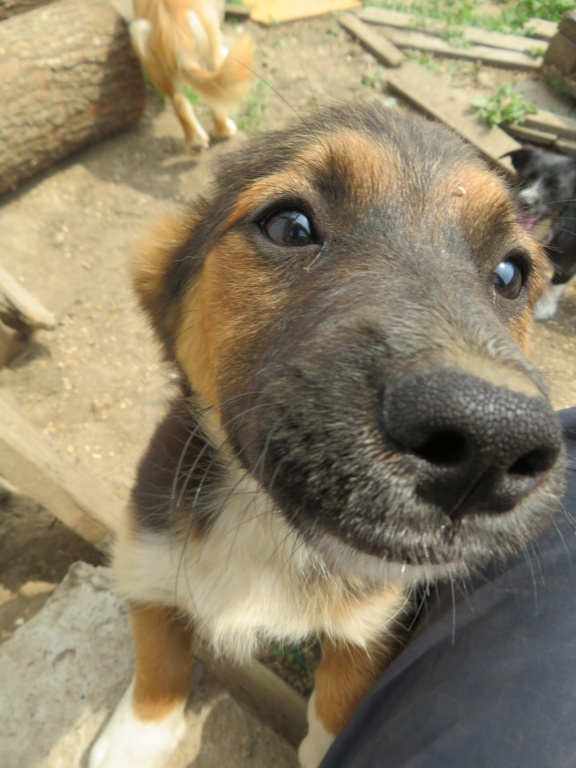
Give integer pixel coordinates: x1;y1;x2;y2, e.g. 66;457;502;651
130;212;198;359
500;148;534;173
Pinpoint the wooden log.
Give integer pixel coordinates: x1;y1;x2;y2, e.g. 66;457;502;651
0;0;53;19
358;7;548;55
0;0;146;197
0;392;120;550
386;62;521;176
377;27;542;69
555;138;576;157
0;265;55;333
339;13;405;68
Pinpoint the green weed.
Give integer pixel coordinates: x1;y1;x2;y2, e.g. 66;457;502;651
362;66;384;87
471;83;537;127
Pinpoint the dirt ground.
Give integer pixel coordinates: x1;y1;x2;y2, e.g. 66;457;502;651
0;11;575;660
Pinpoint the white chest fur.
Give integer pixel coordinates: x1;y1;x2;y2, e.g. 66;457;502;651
114;476;407;661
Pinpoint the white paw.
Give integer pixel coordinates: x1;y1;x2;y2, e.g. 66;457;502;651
187;129;210;151
534;283;564;321
89;680;187;768
298;691;335;768
213;117;237;139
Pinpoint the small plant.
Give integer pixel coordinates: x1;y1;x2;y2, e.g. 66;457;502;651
269;641;310;671
471;83;537;127
550;79;572;99
362;66;384;87
236;79;268;133
441;24;473;48
404;48;438;73
183;86;202;105
524;45;546;57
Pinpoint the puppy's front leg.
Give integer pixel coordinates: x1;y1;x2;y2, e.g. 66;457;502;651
299;638;391;768
90;604;193;768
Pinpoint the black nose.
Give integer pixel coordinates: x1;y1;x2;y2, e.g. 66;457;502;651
382;369;562;517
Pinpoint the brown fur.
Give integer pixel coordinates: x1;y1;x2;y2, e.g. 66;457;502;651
130;605;193;720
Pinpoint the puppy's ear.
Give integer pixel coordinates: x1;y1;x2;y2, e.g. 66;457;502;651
501;149;534;173
131;212;196;358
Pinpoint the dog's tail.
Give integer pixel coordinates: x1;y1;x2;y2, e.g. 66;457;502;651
181;34;253;109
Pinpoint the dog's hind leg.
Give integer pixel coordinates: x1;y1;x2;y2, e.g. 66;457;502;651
172;92;210;150
298;638;391;768
89;605;193;768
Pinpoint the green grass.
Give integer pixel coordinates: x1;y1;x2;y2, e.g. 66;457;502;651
471;83;538;127
361;0;572;34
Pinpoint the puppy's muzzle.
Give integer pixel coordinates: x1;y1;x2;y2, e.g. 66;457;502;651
383;368;562;518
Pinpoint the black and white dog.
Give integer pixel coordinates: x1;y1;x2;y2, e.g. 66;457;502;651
505;147;576;320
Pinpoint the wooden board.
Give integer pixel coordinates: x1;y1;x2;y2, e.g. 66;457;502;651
0;265;55;333
524;109;576;141
524;18;558;40
377;27;541;69
249;0;361;25
0;392;120;550
386;62;521;175
224;2;251;17
339;13;405;68
504;124;555;145
359;7;548;55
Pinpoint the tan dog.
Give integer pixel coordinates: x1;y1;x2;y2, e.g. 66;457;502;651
131;0;252;149
89;103;564;768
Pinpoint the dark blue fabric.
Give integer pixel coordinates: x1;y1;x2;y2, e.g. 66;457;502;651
321;407;576;768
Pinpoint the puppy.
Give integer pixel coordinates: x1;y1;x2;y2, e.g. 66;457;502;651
130;0;252;150
505;147;576;320
89;103;565;768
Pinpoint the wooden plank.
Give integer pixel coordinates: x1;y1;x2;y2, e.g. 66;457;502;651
555;138;576;156
339;13;405;68
195;641;307;746
386;62;521;175
249;0;361;25
523;109;576;141
224;2;251;18
359;7;548;54
524;18;558;40
0;265;55;333
381;27;542;69
0;392;120;550
504;124;555;145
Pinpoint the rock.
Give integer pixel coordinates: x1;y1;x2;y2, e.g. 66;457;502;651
0;562;298;768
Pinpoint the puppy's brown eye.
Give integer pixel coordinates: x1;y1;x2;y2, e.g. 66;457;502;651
262;209;314;247
493;259;523;299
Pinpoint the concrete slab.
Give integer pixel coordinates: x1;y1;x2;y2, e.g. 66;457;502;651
0;562;298;768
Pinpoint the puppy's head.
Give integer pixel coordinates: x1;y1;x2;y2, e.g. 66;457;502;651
505;147;576;227
134;103;565;583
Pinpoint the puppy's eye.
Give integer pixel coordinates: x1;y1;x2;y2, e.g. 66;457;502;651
492;259;524;300
262;209;314;247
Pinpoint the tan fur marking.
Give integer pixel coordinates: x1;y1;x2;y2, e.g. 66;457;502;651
446;351;540;398
314;637;392;736
130;604;193;721
175;231;290;425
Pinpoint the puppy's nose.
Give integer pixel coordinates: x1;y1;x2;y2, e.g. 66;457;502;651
382;369;562;517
